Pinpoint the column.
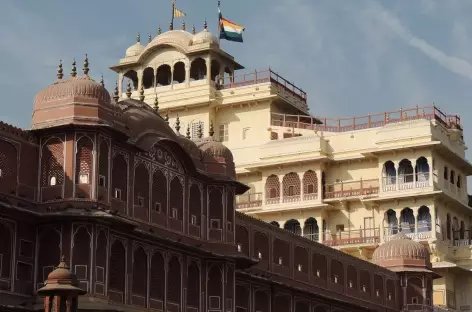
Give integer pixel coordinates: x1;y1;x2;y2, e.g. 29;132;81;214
316;169;322;200
428;155;434;187
279;174;284;204
185;64;190;87
316;216;323;243
431;206;437;240
413;208;419;239
298;219;305;238
137;69;143;91
118;72;124;98
206;56;212;84
380;210;385;243
395;161;400;191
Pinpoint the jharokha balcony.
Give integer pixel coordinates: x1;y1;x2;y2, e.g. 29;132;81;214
270;104;462;136
323;228;381;247
324;179;379;199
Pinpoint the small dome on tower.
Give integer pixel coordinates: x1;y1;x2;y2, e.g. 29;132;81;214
372;232;431;271
126;42;145;57
192;29;219;46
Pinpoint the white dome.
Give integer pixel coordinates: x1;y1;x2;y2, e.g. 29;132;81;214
125;43;145;57
192;29;218;45
151;30;194;47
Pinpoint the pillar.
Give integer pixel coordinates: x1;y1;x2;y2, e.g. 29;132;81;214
431;206;437;240
118;72;124;98
413;208;419;237
206;56;212;84
137;69;144;91
298;219;305;238
185;63;191;87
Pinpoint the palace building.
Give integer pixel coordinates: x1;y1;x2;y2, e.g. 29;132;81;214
0;21;447;312
108;22;471;312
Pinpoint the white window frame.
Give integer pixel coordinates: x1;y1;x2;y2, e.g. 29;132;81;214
78;172;89;184
114;188;122;200
98;175;106;187
218;124;229;142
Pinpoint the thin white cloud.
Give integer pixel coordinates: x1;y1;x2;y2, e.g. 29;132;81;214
364;0;472;81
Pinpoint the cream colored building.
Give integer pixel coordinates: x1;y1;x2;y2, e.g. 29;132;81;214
111;25;472;312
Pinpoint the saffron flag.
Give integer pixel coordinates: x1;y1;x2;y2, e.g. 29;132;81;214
173;7;186;18
219;7;244;42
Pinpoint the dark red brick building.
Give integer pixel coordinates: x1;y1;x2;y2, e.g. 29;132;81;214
0;58;435;312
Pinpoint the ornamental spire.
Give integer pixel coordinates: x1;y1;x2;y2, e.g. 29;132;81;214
209;120;214;137
139;85;145;101
113;81;120;103
186;124;191;139
164;112;169;124
136;32;141;43
57;60;63;80
203;19;208;30
175;115;181;133
157;25;162;35
197;123;203;139
100;75;105;87
192;25;196;35
83;53;89;75
153;95;159;112
169;20;173;31
126;82;132;98
181;20;186;31
70;59;77;77
148;33;152;43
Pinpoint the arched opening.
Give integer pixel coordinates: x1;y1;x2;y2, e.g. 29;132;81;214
134;163;150;220
189;184;201;228
37;227;61;285
273;295;291;312
453;217;459;240
211;60;221;81
460;220;465;239
417;206;431;233
236;284;249;312
156;64;172;86
152;169;167;216
111;154;128;204
457;175;462;188
108;240;126;303
170;177;184;222
294;246;309;274
98;141;109;192
450;170;456;185
321;171;326;198
385;209;398;235
273;238;290;268
41;138;64;189
71;226;91;291
398;159;414;186
312;253;327;281
282;172;300;201
347;266;357;289
142;67;154;89
284;219;301;235
173;61;186;84
304;217;319;241
190;58;206;81
95;229;107;293
382;161;396;188
360;270;371;294
265;175;280;202
123;70;138;91
209;187;223;230
227;191;235;233
400;208;415;233
406;277;423;304
254;290;269;312
270;221;280;228
331;259;344;285
150;252;165;307
0;140;18;195
253;231;269;267
167;257;181;307
374;274;384;299
132;247;148;305
443;166;448;180
303;170;318;199
386;279;396;302
187;262;200;309
0;221;13;281
207;265;223;310
235;225;249;255
415;157;430;184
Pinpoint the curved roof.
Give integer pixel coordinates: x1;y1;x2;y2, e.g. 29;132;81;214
372;232;431;271
126;42;145;57
32;74;114;130
138;30;194;61
192;29;219;46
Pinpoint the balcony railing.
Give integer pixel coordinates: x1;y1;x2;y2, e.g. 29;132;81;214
303;233;319;242
325;179;379;199
405;304;433;312
384;223;432;242
382;173;430;192
323;228;380;247
236;192;263;209
216;69;307;109
270;105;462;134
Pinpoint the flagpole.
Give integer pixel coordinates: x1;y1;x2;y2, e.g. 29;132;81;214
217;0;221;45
171;0;175;30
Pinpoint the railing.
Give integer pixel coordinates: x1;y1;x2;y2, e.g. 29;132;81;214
405;304;433;312
452;229;472;247
265;192;319;205
303;233;320;242
270;105;462;133
323;228;380;247
383;224;432;241
236;192;262;209
324;179;379;199
382;173;431;192
217;68;307;103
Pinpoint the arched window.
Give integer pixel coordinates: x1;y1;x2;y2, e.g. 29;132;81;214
385;209;398;234
383;161;396;185
123;70;138;90
398;159;413;186
284;219;301;235
282;172;300;199
304;218;319;241
265;175;280;201
190;58;206;81
173;62;186;84
156;65;172;86
108;240;126;303
415;157;430;184
270;221;280;228
450;170;456;185
444;166;448;180
446;214;451;240
400;208;415;233
142;67;154;89
417;206;431;232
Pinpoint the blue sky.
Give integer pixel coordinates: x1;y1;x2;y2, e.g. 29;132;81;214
2;0;472;186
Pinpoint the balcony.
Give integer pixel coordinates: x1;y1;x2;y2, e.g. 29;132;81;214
270;104;461;135
236;192;262;209
325;179;379;199
382;173;430;192
323;228;380;247
384;223;433;242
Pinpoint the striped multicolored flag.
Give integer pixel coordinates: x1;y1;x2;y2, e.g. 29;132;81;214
218;6;245;43
173;7;186;18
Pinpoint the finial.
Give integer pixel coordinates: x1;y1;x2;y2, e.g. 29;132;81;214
209;120;214;137
186;124;191;139
157;25;162;35
404;111;408;118
136;32;141;43
148;34;152;43
170;20;173;31
197;123;203;138
182;20;186;31
100;74;105;87
126;82;132;98
113;81;120;103
153;95;159;112
422;109;426;118
165;112;169;124
386;114;389;122
175;116;181;133
57;255;70;269
61;255;65;263
83;53;89;75
71;59;77;77
192;25;196;34
203;19;208;30
57;60;63;79
139;85;145;101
